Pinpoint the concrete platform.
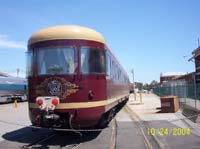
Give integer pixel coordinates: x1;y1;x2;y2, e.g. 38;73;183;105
0;101;149;149
1;94;200;148
127;93;200;148
0;102;31;142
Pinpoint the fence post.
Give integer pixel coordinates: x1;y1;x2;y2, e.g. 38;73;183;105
14;100;18;108
140;93;142;103
194;76;197;110
134;93;136;101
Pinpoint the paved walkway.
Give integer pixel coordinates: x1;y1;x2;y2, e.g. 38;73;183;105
128;93;186;123
127;93;200;148
0;102;31;142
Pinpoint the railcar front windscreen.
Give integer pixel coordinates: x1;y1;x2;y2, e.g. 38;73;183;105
35;47;75;75
80;48;106;74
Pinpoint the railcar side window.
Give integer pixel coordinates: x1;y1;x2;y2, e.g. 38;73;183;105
26;51;33;77
80;48;106;74
36;47;75;75
111;61;115;78
106;53;111;75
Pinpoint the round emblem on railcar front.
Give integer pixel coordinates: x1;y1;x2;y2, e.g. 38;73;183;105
47;80;62;96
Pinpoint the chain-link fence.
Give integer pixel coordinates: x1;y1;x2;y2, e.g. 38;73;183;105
153;84;200;99
153;83;200;111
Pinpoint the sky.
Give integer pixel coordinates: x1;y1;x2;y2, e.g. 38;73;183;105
0;0;199;83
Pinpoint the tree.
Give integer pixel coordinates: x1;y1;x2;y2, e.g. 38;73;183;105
150;80;159;86
143;83;151;91
135;82;143;90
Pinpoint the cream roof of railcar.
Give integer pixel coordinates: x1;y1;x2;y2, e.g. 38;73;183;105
28;25;106;45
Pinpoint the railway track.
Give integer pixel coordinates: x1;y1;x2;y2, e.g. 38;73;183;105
20;105;149;149
123;105;161;149
110;118;117;149
1;103;152;149
21;130;84;149
21;132;58;149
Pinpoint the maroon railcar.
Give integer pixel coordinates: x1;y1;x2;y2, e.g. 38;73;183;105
27;25;129;128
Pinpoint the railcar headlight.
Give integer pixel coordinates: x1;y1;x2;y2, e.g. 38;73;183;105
51;98;59;106
36;98;43;106
50;97;60;110
36;96;59;110
36;97;46;110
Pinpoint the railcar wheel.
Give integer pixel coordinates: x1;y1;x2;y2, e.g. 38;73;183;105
97;108;115;128
107;109;115;123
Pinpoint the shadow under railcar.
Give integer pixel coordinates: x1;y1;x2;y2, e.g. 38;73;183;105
2;126;102;148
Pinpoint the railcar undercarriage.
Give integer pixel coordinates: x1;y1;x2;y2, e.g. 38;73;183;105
33;97;128;130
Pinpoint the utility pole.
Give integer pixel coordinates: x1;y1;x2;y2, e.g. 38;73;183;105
194;37;200;110
17;68;20;77
194;74;197;110
131;69;135;92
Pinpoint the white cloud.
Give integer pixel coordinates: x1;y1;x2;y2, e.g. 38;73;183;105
0;34;26;50
0;34;8;38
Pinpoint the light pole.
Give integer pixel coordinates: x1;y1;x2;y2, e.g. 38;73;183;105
131;69;135;92
187;55;196;110
193;74;197;110
17;68;20;77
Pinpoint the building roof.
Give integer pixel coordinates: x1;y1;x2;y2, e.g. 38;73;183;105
173;72;194;81
0;72;9;77
0;76;26;84
28;25;106;45
192;47;200;54
161;72;186;77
